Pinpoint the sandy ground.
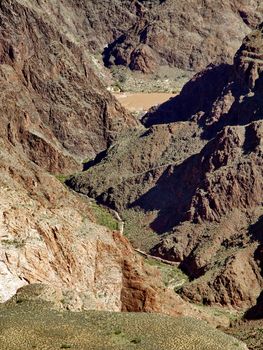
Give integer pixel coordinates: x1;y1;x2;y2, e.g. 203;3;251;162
114;92;175;112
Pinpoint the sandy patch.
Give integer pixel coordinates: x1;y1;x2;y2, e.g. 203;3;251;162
114;92;175;112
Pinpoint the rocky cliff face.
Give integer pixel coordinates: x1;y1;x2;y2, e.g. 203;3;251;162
68;24;263;312
0;0;195;318
103;0;263;73
0;0;136;174
31;0;262;75
0;142;222;322
0;0;234;326
0;0;262;332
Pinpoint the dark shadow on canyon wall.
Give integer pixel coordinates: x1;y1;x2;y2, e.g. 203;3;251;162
141;64;233;129
141;62;263;140
129;152;203;234
245;216;263;320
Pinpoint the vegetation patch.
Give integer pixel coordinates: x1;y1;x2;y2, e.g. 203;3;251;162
0;302;247;350
55;174;71;184
122;209;160;252
114;328;122;335
109;65;193;93
145;257;188;290
131;337;142;344
2;239;25;248
90;202;119;231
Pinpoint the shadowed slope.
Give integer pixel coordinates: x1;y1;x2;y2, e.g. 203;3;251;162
68;23;263;311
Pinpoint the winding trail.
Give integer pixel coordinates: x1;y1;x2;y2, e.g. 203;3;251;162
112;209;179;267
112;210;124;235
134;248;179;267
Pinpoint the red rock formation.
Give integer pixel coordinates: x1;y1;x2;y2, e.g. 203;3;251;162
0;0;218;323
0;0;262;326
69;23;263;311
0;141;220;322
103;0;263;73
0;0;136;174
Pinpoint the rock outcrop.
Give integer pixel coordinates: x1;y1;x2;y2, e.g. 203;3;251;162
0;0;136;174
103;0;263;73
0;142;222;322
0;0;262;334
0;0;223;323
37;0;262;74
68;24;263;311
0;0;169;315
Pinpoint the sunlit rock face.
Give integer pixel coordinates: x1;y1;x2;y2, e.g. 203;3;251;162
69;23;263;311
0;0;207;321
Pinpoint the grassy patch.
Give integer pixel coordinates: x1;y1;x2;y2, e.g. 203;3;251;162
122;209;160;252
144;257;188;290
55;174;71;184
90;202;118;231
2;239;25;248
194;304;244;326
0;302;247;350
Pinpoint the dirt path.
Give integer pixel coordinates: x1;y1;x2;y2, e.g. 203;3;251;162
111;209;178;266
114;92;175;112
134;248;179;266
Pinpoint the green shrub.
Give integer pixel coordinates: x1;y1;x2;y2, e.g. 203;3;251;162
91;203;119;231
131;337;141;344
114;328;122;335
55;174;70;183
145;257;188;290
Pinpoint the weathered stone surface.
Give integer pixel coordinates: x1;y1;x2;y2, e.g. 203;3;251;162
0;140;191;316
1;0;262;330
103;0;263;73
69;24;263;311
0;0;136;174
0;0;222;323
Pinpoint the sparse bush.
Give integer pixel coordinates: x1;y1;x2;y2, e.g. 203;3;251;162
118;73;127;84
114;328;122;335
91;202;119;231
145;257;188;290
55;174;70;183
2;239;25;248
131;337;141;344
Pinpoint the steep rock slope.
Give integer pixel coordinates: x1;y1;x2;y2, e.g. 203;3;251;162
0;0;135;174
0;0;220;323
68;24;263;311
103;0;263;73
26;0;262;74
0;143;186;314
0;0;135;309
3;0;261;79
